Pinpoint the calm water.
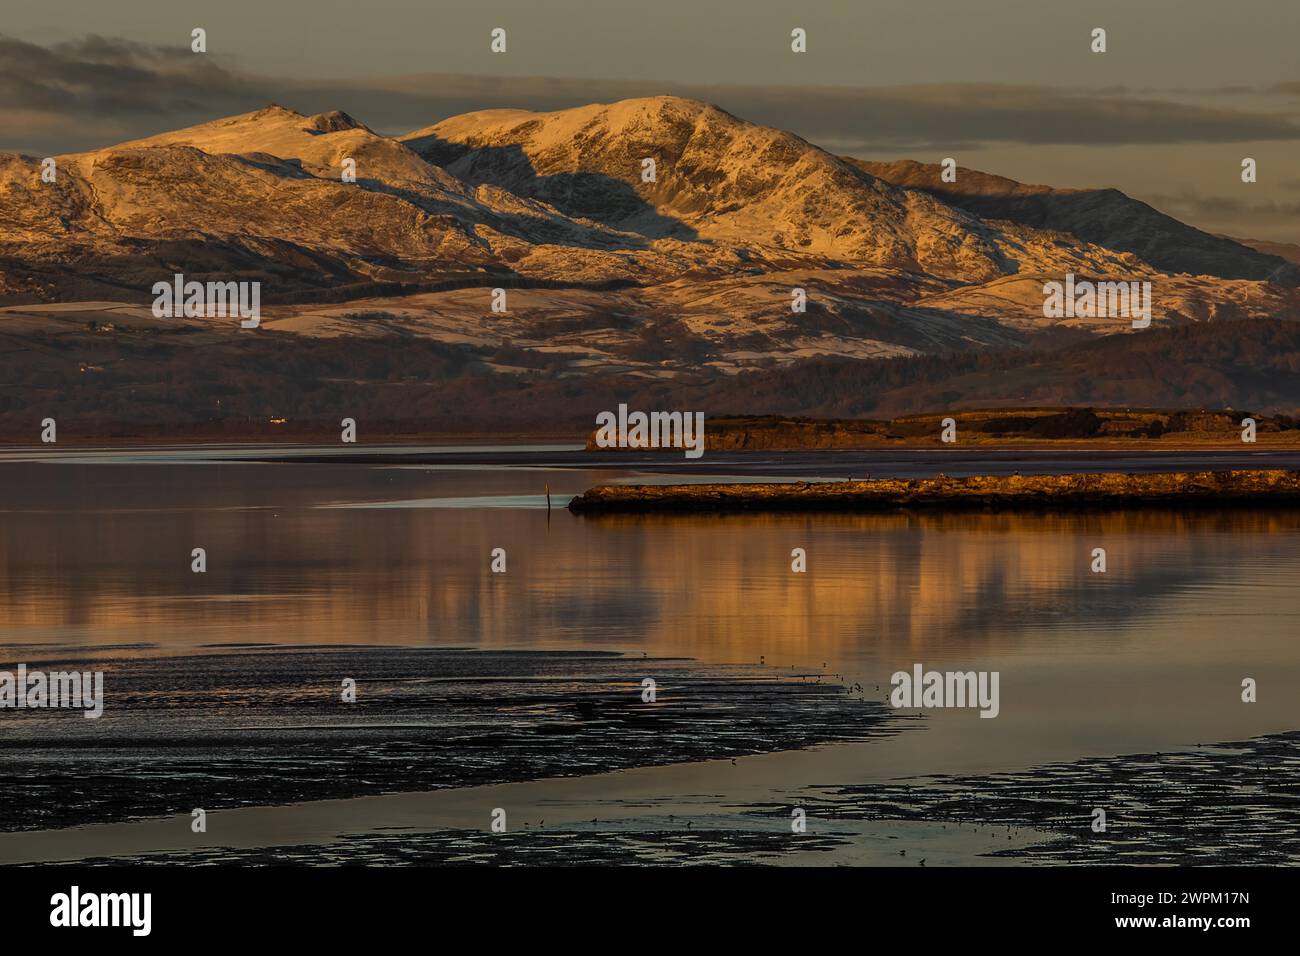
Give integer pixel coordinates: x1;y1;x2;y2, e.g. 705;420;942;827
3;447;1299;795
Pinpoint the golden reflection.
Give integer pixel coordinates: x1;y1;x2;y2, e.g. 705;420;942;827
3;506;1298;667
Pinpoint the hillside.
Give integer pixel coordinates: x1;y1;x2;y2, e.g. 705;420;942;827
6;313;1300;440
2;96;1300;438
851;158;1300;286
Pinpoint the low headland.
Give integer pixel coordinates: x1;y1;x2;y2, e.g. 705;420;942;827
568;469;1300;514
585;408;1300;452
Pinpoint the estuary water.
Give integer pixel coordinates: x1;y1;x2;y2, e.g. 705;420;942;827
2;445;1298;863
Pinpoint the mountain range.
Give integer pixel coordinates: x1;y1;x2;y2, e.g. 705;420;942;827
2;96;1299;432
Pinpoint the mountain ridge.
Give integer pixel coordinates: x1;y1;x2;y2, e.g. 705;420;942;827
849;157;1300;286
3;95;1298;380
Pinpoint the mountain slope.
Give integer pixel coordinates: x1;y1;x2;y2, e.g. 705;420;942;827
405;97;1023;282
0;144;496;299
114;105;467;193
1;97;1296;368
703;316;1300;418
1229;236;1300;267
851;158;1300;286
1;105;707;300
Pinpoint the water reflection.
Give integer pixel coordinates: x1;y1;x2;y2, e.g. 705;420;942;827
2;459;1298;769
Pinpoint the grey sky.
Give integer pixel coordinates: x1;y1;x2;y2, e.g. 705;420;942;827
11;0;1298;88
4;1;1298;240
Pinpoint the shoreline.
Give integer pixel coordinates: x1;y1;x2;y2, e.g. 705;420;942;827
5;435;1300;451
7;730;1292;866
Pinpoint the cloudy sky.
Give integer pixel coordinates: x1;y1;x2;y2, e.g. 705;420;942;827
4;0;1299;240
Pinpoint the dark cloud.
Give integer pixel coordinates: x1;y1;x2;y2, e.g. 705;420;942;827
3;35;1299;156
0;34;260;118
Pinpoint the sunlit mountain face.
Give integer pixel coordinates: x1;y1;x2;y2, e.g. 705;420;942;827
3;96;1299;433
